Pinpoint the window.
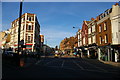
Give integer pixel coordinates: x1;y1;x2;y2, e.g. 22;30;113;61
27;16;33;21
83;37;85;45
17;21;19;25
99;25;102;32
100;36;102;44
80;41;82;46
29;17;31;21
28;25;32;30
23;25;24;30
92;25;95;32
31;17;33;21
88;28;91;34
22;18;24;22
88;37;91;44
28;36;31;43
12;24;14;27
93;36;96;43
105;34;108;43
104;22;107;31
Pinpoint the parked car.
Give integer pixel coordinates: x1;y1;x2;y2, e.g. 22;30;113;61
4;51;17;57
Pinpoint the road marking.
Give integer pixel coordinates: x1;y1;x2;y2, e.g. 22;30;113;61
44;58;59;66
72;60;84;70
61;60;65;68
35;60;42;65
77;60;108;72
48;66;76;71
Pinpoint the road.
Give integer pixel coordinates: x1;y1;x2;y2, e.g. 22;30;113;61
2;56;120;80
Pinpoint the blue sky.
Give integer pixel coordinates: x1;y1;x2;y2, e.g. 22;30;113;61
2;2;116;48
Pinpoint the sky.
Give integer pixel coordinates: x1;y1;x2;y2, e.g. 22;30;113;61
2;2;117;48
1;0;118;2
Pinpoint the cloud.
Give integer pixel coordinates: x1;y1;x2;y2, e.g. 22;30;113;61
41;28;74;39
40;27;75;47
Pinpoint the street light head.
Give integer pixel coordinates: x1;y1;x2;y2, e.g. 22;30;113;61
73;26;75;28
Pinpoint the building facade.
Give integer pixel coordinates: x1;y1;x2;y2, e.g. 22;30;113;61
60;37;77;54
97;3;120;62
10;13;40;53
0;30;11;49
77;29;82;48
110;3;120;62
96;8;112;61
40;35;44;53
87;18;98;58
81;21;90;57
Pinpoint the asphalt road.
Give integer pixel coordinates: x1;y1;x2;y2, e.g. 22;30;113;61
2;57;120;80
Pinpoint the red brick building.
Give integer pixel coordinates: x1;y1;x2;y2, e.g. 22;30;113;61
81;21;90;57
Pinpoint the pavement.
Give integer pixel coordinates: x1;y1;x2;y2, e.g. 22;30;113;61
99;60;120;68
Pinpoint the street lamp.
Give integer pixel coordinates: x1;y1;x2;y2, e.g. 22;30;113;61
16;0;23;67
18;0;23;55
73;26;80;29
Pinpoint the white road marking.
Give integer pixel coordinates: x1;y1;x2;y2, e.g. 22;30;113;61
72;60;84;70
44;59;59;66
77;60;108;72
35;60;42;65
61;60;65;68
48;66;76;71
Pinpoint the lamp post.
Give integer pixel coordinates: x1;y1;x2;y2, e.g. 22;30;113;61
73;26;82;57
17;0;23;67
18;0;23;55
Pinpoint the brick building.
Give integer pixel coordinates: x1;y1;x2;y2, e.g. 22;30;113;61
81;21;90;57
97;3;120;62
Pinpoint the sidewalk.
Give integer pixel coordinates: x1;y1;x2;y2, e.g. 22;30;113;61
99;60;120;68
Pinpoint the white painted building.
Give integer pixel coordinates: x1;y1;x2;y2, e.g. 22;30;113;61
77;29;82;47
10;13;40;53
110;3;120;62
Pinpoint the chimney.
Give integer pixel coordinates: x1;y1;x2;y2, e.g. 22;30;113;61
115;3;119;6
96;16;99;21
91;17;94;21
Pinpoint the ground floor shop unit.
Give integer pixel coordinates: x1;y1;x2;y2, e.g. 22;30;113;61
98;44;120;62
